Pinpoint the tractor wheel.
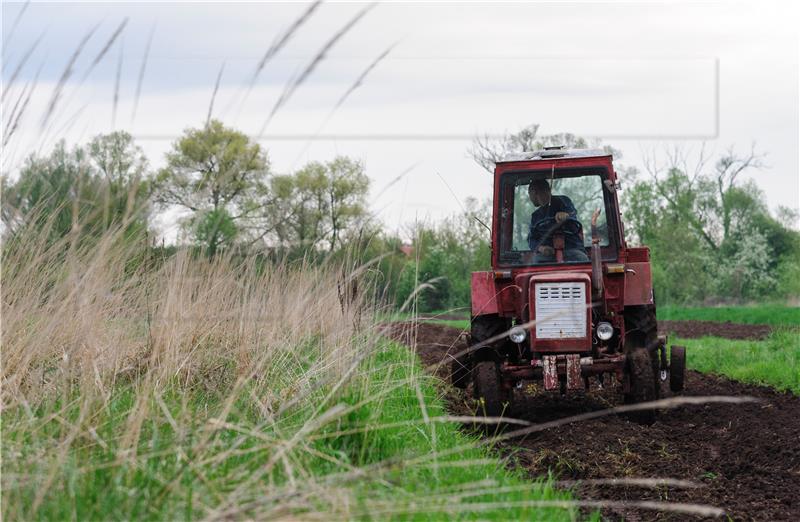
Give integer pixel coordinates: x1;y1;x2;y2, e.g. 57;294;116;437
623;304;661;398
624;348;658;425
471;315;510;348
473;361;508;417
670;345;686;393
451;354;470;389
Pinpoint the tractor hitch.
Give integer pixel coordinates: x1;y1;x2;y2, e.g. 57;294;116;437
500;353;626;392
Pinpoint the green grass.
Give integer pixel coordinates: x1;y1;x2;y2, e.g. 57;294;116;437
675;328;800;394
430;318;471;330
3;340;577;520
340;341;578;519
378;309;471;331
658;304;800;326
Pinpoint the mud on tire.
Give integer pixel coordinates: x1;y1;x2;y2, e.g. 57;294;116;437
473;361;509;417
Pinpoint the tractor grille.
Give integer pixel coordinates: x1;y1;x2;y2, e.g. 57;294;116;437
534;282;587;339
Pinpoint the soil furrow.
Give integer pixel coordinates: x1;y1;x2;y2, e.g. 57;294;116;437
385;321;800;521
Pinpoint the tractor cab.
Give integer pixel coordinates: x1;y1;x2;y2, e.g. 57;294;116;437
454;147;685;423
496;155;617;266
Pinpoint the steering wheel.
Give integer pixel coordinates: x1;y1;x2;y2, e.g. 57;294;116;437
531;215;582;238
530;216;584;262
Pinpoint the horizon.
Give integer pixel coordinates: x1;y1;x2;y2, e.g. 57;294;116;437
2;0;798;240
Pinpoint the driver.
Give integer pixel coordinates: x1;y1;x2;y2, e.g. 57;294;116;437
527;179;589;263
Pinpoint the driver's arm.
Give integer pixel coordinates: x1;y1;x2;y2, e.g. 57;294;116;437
555;196;579;223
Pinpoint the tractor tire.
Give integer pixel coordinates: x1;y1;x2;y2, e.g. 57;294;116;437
451;354;470;389
670;345;686;393
624;348;658;425
471;315;510;349
473;361;508;417
624;304;662;397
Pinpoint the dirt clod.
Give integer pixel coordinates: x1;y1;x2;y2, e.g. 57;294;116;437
384;321;800;521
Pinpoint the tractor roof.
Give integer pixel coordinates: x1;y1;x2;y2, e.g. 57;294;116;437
497;148;611;164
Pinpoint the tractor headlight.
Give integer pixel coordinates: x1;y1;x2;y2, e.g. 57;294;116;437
509;326;527;343
596;322;614;341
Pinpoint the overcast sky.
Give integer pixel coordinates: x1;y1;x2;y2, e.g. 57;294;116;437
2;0;798;237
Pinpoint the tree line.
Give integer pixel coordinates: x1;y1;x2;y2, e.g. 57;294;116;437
472;126;800;304
3;121;798;309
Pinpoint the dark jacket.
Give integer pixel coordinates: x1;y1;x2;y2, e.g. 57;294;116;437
528;195;584;251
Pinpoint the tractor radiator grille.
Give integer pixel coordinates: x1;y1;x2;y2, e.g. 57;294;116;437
534;282;587;339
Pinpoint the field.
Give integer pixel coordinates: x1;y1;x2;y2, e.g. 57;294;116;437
674;330;799;394
3;239;797;521
385;318;800;521
2;3;798;520
1;233;581;521
7;234;795;522
658;304;800;326
658;305;799;393
415;305;799;393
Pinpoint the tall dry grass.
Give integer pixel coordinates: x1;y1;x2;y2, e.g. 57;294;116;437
1;220;579;521
1;219;388;519
2;219;740;521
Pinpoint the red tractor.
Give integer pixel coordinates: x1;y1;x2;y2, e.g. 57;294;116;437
452;147;685;422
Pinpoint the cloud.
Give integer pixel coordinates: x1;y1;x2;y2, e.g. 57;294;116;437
2;0;797;221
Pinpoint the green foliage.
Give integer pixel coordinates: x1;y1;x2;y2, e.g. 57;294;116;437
658;304;800;326
8;122;797;313
264;156;370;255
776;254;800;297
2;132;150;246
2;340;575;520
623;149;800;304
394;198;491;313
673;329;800;394
190;207;238;248
153;119;269;256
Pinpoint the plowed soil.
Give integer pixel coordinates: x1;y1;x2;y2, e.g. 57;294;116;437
658;320;772;341
384;322;800;521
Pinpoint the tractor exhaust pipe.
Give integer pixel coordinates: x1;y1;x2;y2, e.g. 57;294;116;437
591;209;603;299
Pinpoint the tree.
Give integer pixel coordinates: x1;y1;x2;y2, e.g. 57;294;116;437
325;157;370;252
153;119;269;256
468;124;620;173
635;144;769;251
625;144;798;303
2;132;150;245
3;142;91;242
259;156;370;255
263;165;328;251
87;131;151;236
394;198;492;312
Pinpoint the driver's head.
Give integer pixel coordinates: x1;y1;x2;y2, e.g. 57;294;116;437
528;179;551;207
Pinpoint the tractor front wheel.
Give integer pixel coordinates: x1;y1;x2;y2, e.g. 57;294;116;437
624;348;658;424
473;361;509;417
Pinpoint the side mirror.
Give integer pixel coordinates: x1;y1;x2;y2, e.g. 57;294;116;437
603;179;622;193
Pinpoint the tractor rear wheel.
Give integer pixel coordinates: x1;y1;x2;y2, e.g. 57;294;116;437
473;361;508;417
624;348;658;424
670;345;686;392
